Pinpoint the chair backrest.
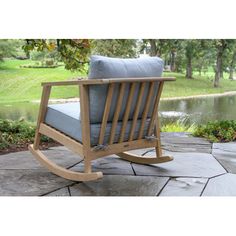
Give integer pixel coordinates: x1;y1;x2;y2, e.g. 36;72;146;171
88;55;164;124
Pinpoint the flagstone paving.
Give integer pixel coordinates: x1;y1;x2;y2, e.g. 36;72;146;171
0;132;235;196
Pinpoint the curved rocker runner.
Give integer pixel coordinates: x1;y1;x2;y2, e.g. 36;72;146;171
29;56;176;182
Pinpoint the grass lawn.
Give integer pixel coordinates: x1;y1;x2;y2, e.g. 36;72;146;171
1;59;236;103
0;59;82;103
162;71;236;98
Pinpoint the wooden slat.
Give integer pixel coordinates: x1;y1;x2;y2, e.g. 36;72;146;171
39;123;83;156
34;85;51;149
98;83;115;145
155;116;162;157
119;83;137;143
79;85;91;154
138;82;155;139
109;83;126;145
89;139;157;159
129;82;146;141
147;81;164;136
80;84;92;172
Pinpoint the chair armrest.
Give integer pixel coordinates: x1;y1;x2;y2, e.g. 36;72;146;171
41;78;110;87
41;77;176;87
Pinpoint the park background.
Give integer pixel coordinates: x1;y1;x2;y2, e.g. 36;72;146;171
1;39;236;153
1;0;236;235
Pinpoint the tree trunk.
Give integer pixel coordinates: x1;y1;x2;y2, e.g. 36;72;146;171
214;52;222;87
149;40;157;56
186;57;193;79
214;40;227;87
220;69;224;79
170;50;176;72
229;51;236;80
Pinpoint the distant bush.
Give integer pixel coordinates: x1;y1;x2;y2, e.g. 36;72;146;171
0;119;51;150
20;59;59;68
193;120;236;142
30;50;59;61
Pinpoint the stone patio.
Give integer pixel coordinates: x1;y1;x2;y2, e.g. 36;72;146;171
0;132;235;196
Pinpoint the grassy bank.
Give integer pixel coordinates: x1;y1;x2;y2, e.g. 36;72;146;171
1;59;236;103
162;71;236;98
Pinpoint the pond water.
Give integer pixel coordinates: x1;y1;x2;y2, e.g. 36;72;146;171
0;95;236;125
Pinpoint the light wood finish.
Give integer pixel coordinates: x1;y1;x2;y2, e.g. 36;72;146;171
41;77;175;87
88;139;157;160
138;82;155;139
29;76;176;182
129;82;146;141
119;83;137;143
109;83;126;145
147;81;164;136
34;85;51;149
39;123;83;156
155;117;162;158
79;85;91;153
29;145;102;182
79;84;92;173
117;152;173;164
99;83;115;145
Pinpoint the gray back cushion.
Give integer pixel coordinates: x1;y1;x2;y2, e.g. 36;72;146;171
88;55;164;124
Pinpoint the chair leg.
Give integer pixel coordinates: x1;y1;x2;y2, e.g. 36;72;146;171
117;152;173;164
29;145;103;182
84;157;92;173
33;129;41;150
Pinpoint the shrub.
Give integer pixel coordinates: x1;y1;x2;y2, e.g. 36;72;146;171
0;119;51;150
193;120;236;142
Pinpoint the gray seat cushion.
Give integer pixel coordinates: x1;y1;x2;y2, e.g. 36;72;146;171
88;55;164;124
45;102;150;146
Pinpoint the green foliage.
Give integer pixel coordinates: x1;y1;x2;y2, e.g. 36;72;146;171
30;49;59;62
0;39;24;61
193;120;236;142
23;39;91;72
0;119;50;150
92;39;138;57
161;120;196;133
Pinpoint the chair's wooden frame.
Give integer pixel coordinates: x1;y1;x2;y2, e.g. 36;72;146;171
29;77;176;181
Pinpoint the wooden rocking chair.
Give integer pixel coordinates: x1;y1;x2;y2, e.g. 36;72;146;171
29;56;176;182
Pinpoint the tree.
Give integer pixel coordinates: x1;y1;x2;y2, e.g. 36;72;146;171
229;50;236;80
140;39;168;57
213;40;228;87
23;39;91;71
165;40;182;72
92;39;138;58
193;40;215;76
184;40;202;79
227;40;236;80
0;39;23;61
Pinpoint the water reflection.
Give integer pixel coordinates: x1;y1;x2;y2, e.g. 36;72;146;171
159;95;236;125
0;94;236;125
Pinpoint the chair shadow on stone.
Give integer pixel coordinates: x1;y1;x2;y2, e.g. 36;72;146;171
29;55;176;182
